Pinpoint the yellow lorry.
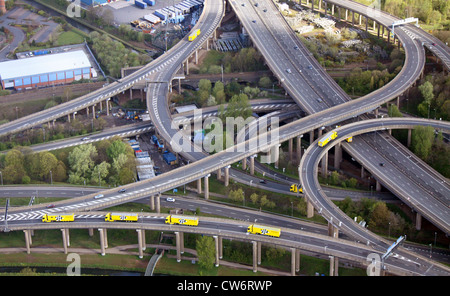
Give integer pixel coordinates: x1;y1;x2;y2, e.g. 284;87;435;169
105;212;138;222
346;136;353;142
188;29;201;41
318;131;338;147
290;184;303;193
42;213;75;223
165;215;199;226
247;224;281;237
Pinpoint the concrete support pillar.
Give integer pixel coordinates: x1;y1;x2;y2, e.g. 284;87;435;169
185;60;189;75
361;166;365;178
377;24;380;38
99;229;106;256
103;228;108;249
291;248;296;276
295;249;300;272
318;0;321;11
328;222;339;238
376;180;382;192
330;256;339;276
338;6;341;20
250;155;255;176
334;142;342;170
252;241;258;273
257;241;262;265
67;114;71;123
359;14;362;25
331;4;334;15
86;106;89;116
99;100;103;111
24;230;31;254
415;212;422;231
92;105;95;119
106;100;110;116
175;231;182;262
297;135;303;164
345;9;348;21
137;229;144;259
150;195;155;211
217;167;222;180
365;17;369;31
218;236;223;259
204;175;210;200
373;20;376;31
321;151;328;176
242;157;247;170
306;194;314;218
224;165;230;186
156;193;161;213
214;236;220;267
329;255;335;276
61;229;68;254
288;138;293;160
309;130;314;145
89;228;94;237
352;11;355;25
407;129;412;147
274;145;281;169
197;178;202;194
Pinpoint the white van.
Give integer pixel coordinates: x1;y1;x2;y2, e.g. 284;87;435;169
94;194;104;199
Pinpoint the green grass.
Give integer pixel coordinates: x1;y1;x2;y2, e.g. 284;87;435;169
56;30;85;46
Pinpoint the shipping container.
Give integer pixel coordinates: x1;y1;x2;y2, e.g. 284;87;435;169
135;0;147;9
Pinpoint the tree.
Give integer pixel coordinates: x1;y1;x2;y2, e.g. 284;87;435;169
368;202;390;229
91;161;110;186
196;236;216;271
229;188;244;203
250;192;259;204
68;144;98;184
418;81;434;106
258;76;272;89
106;140;128;161
411;125;434;160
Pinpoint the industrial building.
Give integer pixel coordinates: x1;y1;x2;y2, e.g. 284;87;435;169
0;50;92;90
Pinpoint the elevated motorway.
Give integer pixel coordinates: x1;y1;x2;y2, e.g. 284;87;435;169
4;211;448;276
300;118;450;241
229;0;449;231
1;0;449;276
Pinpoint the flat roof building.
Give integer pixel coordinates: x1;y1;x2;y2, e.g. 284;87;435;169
0;50;92;90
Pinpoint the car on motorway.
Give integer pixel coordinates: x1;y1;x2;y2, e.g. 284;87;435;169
252;20;256;23
294;45;299;50
308;65;313;70
94;194;104;199
46;204;55;208
286;68;292;73
317;98;323;103
118;188;126;193
259;179;267;184
166;197;175;202
432;42;436;46
379;162;385;166
81;137;90;141
263;8;267;12
254;3;258;6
